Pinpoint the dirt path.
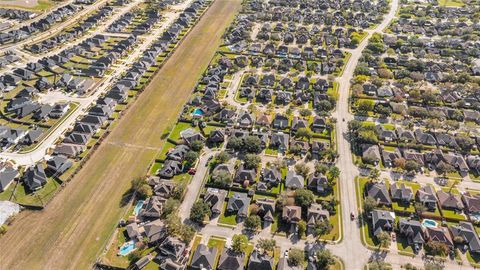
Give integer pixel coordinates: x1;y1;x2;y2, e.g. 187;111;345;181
0;0;241;269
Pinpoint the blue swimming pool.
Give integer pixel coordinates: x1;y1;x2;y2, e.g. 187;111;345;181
133;200;144;216
118;241;136;256
192;108;205;116
422;219;438;228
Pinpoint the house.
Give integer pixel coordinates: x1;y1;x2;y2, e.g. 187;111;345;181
261;167;282;185
23;164;47;191
462;193;480;217
153;181;175;198
166;145;189;162
236;111;254;128
159;258;182;270
436;190;464;211
234;165;256;186
143;219;166;244
415;185;437;211
181;128;205;145
158;160;182;178
226;192;251;219
191;244;217;270
426;227;454;249
361;144;381;165
285;170;304;189
218;248;244;270
282;205;301;233
53;143;85;157
140;196;164;218
367;182;392;206
307;203;330;233
0;165;18;192
307;174;329;193
248;250;273;270
159;237;186;261
398;219;425;247
256;198;275;226
450;222;480;254
46;155;72;176
390;183;413;204
208;129;225;144
371;210;395;237
270;132;289;153
272;114;289;129
204;188;227;215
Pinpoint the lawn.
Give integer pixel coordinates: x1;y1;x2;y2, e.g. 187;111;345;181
168;122;197;142
101;228;129;268
149;162;163;175
438;0;464;6
218;202;237;225
12;179;60;207
158;141;176;160
441;209;466;221
0;0;243;268
208;237;226;269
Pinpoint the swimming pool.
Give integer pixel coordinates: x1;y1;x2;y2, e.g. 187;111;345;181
422;219;438;228
133;200;144;216
118;240;136;256
192;108;205;117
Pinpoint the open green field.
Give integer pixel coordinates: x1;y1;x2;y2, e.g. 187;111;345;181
0;0;55;11
0;0;242;269
438;0;464;6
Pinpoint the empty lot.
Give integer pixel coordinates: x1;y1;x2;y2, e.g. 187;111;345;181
0;0;241;269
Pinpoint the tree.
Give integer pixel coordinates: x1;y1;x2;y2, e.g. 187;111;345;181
128;250;142;263
130;177;152;199
244;136;263;153
297;220;307;237
227;137;243;151
424;263;443;270
244;154;261;169
405;160;420;172
245;215;262;232
368;168;381;182
190;200;212;223
393;158;406;169
414;202;427;215
364;196;378;213
316;249;335;269
295;128;313;139
162;198;181;218
368;261;390;270
294;162;310;178
357;100;374;114
190;140;204;152
436;162;454;175
231;234;249;253
295;189;315;208
185;151;199;166
403;263;419;270
288;248;305;267
314;219;332;237
315;163;328;174
179;225;195;243
212;170;232;187
257;238;276;252
376;231;391;248
357;130;378;144
299;109;312;117
327;166;340;182
316;100;334;112
424;241;449;256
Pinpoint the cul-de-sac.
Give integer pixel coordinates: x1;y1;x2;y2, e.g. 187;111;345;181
0;0;480;269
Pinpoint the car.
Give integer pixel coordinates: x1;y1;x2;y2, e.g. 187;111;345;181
188;168;196;175
350;212;355;220
391;232;396;242
284;250;289;259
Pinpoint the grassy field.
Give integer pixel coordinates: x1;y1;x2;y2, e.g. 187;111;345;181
0;0;242;269
438;0;464;6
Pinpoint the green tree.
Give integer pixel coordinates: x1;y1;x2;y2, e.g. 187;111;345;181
295;189;315;208
190;200;212;223
162;198;181;218
179;224;196;243
257;238;276;252
128;250;142;263
298;220;307;237
212;170;232;187
227;137;243;151
368;168;381;182
244;136;263;153
288;248;305;267
190;140;204;152
130;177;152;199
424;241;449;256
327;166;340;182
294;162;310;178
357;100;374;114
185;151;199;166
405;160;420;172
231;234;249;253
299;109;312;117
244;154;261;169
314;219;332;237
376;231;391;248
316;249;335;269
245;215;262;232
364;196;378;213
295;128;313;139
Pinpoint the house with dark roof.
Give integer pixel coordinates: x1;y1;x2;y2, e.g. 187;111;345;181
371;210;395;237
204;188;227;216
218;248;244;270
450;222;480;254
307;173;329;193
398;219;425;247
415;185;437;211
23;164;47;191
248;250;273;270
285;170;304;189
436;190;464;212
307;203;330;234
159;237;186;261
367;182;391;206
462;193;480;217
0;165;18;192
46;155;72;176
191;244;217;270
390;183;413;204
140;196;164;219
226;192;251;220
426;226;454;249
282;205;301;233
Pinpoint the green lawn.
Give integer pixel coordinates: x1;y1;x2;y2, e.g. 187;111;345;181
149;162;163;175
441;209;466;221
438;0;464;6
218;202;238;225
158;141;176;160
11;179;60;207
168;122;196;142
